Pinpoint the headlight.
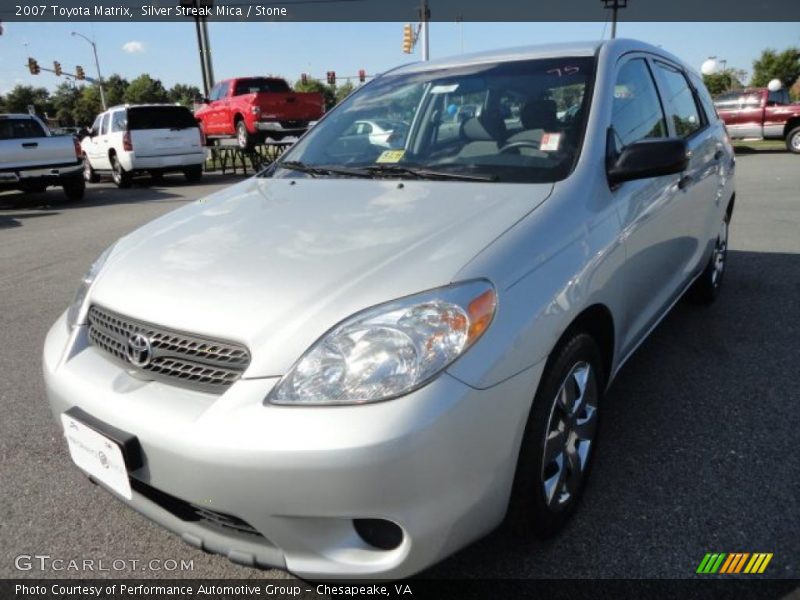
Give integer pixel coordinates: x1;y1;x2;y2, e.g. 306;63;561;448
66;244;115;329
269;280;496;406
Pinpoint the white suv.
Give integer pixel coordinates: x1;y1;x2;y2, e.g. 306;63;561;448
81;104;205;188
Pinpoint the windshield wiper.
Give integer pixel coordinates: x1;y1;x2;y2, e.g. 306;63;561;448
278;160;372;178
361;164;499;182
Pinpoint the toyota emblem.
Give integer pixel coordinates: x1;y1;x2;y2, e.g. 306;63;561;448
125;333;152;368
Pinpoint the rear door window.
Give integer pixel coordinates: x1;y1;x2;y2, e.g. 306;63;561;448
100;113;110;136
0;117;47;140
127;107;198;130
653;62;704;138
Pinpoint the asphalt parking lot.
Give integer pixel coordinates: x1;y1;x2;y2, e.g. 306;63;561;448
0;155;798;581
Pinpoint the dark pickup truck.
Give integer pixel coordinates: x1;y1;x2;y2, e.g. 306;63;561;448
714;87;800;153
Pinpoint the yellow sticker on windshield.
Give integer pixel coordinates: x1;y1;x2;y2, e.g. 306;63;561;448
376;150;405;163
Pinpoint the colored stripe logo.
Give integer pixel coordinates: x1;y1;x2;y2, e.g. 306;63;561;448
697;552;773;574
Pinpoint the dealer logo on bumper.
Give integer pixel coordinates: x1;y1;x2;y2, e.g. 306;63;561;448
125;333;153;368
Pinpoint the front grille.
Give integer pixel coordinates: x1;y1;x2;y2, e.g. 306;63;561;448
87;305;250;393
130;478;264;538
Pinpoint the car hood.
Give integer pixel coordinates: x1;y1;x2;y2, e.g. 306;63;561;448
91;177;552;378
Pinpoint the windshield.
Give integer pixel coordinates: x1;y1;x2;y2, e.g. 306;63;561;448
270;56;596;183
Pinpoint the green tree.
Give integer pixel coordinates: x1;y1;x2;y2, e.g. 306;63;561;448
751;47;800;88
103;74;129;107
3;85;53;117
124;74;169;104
73;85;103;127
50;82;82;126
334;81;356;105
0;94;5;112
168;83;202;107
293;77;336;110
702;70;744;96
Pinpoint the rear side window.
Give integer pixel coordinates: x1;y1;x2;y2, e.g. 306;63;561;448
653;62;703;138
0;117;47;139
111;111;127;132
611;58;667;151
127;106;198;130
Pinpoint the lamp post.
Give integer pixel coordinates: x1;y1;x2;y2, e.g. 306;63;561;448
71;31;106;110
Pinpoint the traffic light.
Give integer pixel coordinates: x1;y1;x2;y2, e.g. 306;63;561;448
358;69;366;83
326;71;336;85
300;73;308;85
27;57;40;75
53;61;62;76
75;65;85;80
402;23;414;54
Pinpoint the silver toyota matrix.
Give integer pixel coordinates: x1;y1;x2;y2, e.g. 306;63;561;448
44;39;735;579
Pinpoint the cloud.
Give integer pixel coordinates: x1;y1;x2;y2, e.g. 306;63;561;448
122;41;145;53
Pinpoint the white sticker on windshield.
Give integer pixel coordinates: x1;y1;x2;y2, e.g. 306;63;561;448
540;133;561;152
431;84;459;94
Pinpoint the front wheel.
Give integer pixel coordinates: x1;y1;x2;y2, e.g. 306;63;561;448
786;126;800;154
83;155;99;183
507;333;603;539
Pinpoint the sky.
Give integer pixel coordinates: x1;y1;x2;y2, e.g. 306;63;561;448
1;21;799;95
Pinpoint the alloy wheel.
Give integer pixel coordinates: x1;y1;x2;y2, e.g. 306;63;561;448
711;218;729;287
541;361;598;509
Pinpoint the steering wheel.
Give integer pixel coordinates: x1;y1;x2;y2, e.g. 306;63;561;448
499;141;541;153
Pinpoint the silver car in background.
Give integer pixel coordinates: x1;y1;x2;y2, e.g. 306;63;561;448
44;38;735;579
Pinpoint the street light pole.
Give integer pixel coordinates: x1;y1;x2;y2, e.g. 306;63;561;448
420;0;430;61
72;31;106;110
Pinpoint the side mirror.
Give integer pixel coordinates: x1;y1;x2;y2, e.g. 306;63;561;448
77;127;90;139
607;137;688;185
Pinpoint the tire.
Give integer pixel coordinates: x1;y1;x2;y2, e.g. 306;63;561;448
786;126;800;154
183;165;203;183
507;332;604;539
83;155;99;183
62;175;85;201
236;119;254;150
110;153;131;189
688;211;729;305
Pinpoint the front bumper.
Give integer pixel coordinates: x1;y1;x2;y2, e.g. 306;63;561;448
43;311;543;579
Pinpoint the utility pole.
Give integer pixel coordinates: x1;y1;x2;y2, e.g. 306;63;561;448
420;0;430;61
182;0;215;97
71;31;106;109
601;0;628;39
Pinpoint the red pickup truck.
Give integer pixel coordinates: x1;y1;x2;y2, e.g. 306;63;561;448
195;77;325;149
713;87;800;153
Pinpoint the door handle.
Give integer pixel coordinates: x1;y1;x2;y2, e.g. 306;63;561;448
678;174;692;190
22;142;38;148
714;149;724;160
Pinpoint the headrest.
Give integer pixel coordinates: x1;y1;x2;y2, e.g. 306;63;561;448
520;99;558;131
461;111;508;142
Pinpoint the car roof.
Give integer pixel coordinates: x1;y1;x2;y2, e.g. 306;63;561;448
385;38;691;76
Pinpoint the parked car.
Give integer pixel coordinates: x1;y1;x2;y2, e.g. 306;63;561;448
0;113;85;200
714;87;800;153
44;39;734;580
81;104;205;188
194;77;326;149
342;119;409;148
